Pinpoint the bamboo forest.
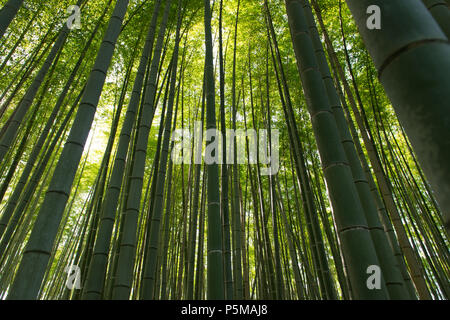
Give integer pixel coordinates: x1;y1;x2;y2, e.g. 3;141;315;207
0;0;449;301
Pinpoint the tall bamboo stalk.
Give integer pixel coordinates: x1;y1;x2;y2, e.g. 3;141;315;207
140;0;183;299
343;0;450;236
204;0;224;300
0;0;24;38
284;0;388;299
6;0;130;300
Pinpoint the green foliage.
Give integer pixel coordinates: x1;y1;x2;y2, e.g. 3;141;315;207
0;0;448;300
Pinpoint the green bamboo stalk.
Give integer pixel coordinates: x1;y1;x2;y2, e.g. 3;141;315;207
0;3;109;238
0;0;84;163
422;0;450;38
265;2;336;298
0;27;56;116
301;0;408;299
6;0;130;300
140;0;183;299
204;0;224;300
187;84;205;300
312;0;431;298
0;89;82;259
0;0;24;38
279;171;305;299
284;0;388;299
218;0;233;300
0;4;42;74
112;0;173;299
231;0;243;300
82;0;163;300
343;0;450;235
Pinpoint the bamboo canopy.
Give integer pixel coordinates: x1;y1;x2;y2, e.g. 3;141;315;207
0;0;448;300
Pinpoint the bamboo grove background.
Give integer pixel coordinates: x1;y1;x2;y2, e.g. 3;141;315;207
0;0;449;300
